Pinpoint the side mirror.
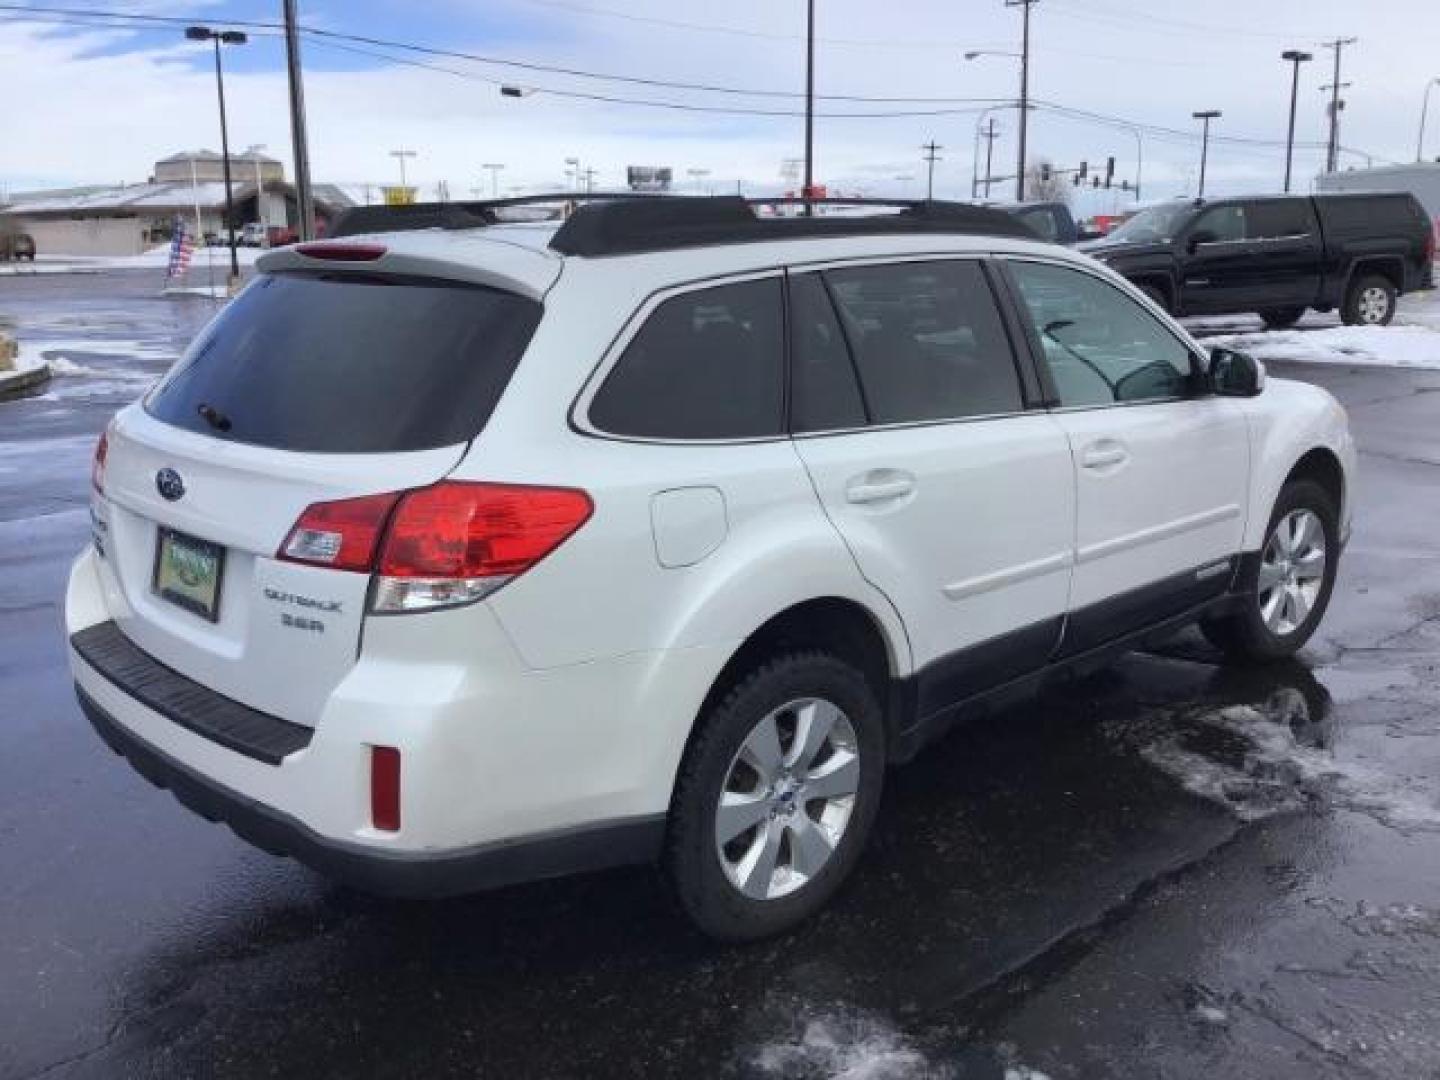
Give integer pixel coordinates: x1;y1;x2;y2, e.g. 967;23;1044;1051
1209;346;1265;397
1187;230;1218;253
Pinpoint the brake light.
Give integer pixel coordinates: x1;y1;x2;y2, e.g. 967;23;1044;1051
276;481;593;613
372;482;593;612
295;242;387;262
278;492;401;572
91;428;109;493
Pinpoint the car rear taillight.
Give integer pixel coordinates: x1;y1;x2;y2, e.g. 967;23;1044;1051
371;746;401;832
278;491;401;572
276;481;593;613
295;241;387;261
1425;227;1436;264
91;428;109;493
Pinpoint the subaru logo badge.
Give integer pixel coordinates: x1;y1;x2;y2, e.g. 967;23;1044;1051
156;468;185;502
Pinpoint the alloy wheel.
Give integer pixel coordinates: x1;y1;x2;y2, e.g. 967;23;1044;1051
1358;286;1391;324
714;697;860;901
1259;508;1327;636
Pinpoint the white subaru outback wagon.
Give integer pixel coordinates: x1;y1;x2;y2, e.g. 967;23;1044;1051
68;197;1355;939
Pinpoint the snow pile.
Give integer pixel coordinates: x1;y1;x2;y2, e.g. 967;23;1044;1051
16;338;176;379
1137;690;1440;832
751;1008;943;1080
1205;324;1440;371
17;245;264;273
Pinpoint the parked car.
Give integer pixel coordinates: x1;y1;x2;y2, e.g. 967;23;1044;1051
1080;192;1435;327
1;231;36;261
68;196;1354;940
1000;200;1083;245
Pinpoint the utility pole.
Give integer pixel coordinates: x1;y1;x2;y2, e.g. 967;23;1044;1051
1192;110;1221;196
921;140;943;200
1006;0;1038;202
282;0;315;241
803;0;816;215
1321;37;1357;173
1421;78;1440;162
482;163;504;198
390;148;416;193
1281;50;1313;192
982;119;1000;199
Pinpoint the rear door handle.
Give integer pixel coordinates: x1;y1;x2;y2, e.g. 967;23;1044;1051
845;474;916;505
1080;442;1129;470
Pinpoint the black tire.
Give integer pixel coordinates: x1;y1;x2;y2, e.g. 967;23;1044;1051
1259;307;1306;330
665;651;885;941
1201;479;1340;661
1341;274;1397;326
1138;284;1170;313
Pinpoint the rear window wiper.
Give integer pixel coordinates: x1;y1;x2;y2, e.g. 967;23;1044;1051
197;403;233;433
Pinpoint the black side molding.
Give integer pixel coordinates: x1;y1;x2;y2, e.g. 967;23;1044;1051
71;621;312;766
78;688;666;899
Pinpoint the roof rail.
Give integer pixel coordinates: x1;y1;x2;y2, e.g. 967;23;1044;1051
327;193;1040;253
327;192;665;240
550;196;1038;256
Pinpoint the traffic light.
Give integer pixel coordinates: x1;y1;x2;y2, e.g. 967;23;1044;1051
1040;163;1052;182
1078;160;1088;180
1105;156;1115;189
1092;175;1101;188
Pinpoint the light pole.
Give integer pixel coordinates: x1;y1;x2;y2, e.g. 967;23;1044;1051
687;168;712;195
803;0;816;214
564;156;580;190
482;163;505;198
1192;110;1221;196
246;143;267;245
185;25;246;285
1281;51;1313;193
921;141;943;200
964;50;1026;198
1419;77;1440;161
390;149;417;195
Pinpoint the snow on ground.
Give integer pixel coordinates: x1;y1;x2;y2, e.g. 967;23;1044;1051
1191;288;1440;370
1;245;264;275
751;1007;940;1080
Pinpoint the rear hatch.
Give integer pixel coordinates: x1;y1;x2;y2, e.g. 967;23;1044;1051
93;263;544;726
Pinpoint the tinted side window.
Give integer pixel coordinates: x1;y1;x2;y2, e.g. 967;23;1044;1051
590;278;784;439
822;260;1022;424
789;273;866;432
1017;207;1060;242
1191;204;1247;243
1009;261;1196;407
1319;194;1423;234
1250;199;1316;239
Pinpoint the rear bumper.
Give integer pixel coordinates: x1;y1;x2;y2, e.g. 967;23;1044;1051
77;684;663;898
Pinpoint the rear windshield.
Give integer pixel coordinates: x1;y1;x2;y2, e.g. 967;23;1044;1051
145;272;541;453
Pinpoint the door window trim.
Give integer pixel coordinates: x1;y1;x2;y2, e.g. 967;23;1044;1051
996;255;1210;414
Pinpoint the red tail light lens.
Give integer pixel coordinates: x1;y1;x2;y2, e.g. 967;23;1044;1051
91;429;109;493
276;481;592;613
278;492;401;572
378;482;594;579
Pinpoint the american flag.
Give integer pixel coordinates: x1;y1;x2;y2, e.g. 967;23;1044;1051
166;218;194;278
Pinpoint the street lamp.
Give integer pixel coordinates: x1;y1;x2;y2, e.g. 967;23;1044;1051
1419;77;1440;162
1281;51;1313;193
482;163;505;198
1192;110;1222;197
185;25;247;285
964;48;1030;200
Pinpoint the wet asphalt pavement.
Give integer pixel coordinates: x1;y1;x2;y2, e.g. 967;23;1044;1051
3;273;1440;1079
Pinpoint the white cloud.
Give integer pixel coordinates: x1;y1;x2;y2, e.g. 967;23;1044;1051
3;0;1437;206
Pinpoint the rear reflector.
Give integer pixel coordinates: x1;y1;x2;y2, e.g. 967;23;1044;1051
371;746;401;832
278;492;401;572
295;242;387;262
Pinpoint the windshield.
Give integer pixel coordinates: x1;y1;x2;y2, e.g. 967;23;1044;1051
1106;203;1195;243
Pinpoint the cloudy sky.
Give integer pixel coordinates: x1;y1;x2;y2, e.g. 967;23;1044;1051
1;0;1437;213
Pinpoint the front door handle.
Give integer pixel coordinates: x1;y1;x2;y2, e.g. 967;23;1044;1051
845;473;916;505
1080;441;1129;470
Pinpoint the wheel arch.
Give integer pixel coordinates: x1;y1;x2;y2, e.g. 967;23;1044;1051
1344;256;1405;299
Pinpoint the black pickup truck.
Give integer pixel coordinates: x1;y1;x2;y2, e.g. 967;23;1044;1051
1079;192;1434;327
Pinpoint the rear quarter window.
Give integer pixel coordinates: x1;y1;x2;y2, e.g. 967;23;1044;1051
588;277;785;440
1318;195;1426;235
145;272;541;453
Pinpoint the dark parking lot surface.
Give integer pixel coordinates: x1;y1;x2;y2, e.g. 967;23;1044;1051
4;271;1440;1079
